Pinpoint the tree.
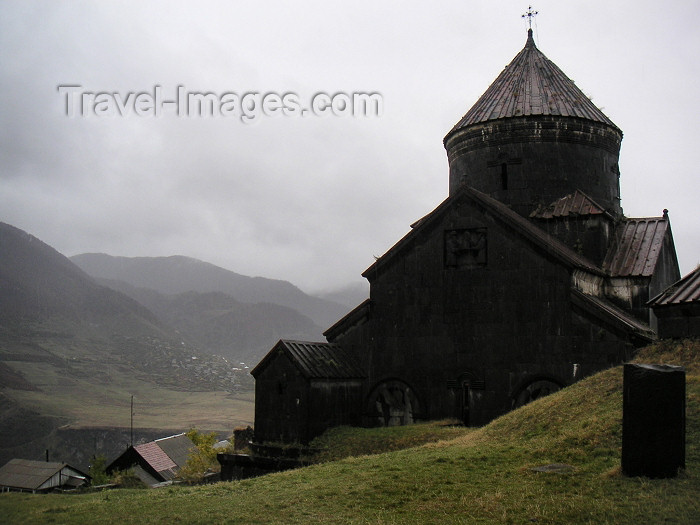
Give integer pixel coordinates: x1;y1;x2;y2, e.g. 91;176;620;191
88;454;110;486
177;428;221;483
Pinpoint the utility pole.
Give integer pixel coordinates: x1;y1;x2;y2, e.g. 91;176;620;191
130;395;134;447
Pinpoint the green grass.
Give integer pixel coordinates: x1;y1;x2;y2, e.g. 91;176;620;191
309;420;468;462
1;340;698;524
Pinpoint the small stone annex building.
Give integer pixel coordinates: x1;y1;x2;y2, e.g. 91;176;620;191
252;29;682;444
251;340;364;444
649;266;700;339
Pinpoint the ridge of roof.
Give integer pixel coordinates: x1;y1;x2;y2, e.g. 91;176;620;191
362;186;603;280
251;340;365;379
154;432;187;443
446;30;619;138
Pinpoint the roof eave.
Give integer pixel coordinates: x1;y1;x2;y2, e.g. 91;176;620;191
571;289;656;344
250;339;287;378
324;299;371;341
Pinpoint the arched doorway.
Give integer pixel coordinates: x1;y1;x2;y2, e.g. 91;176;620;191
367;379;421;427
452;373;485;426
512;376;564;409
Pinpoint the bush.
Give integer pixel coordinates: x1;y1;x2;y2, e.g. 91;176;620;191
110;468;147;489
177;428;221;483
88;454;110;486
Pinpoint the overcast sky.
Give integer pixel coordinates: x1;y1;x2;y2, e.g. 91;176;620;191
1;1;698;294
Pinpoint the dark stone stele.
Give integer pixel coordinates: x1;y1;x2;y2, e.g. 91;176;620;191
622;363;686;478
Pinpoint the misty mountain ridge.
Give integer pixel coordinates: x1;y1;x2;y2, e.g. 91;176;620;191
96;277;324;364
0;223;162;334
315;281;369;309
0;221;244;391
70;253;352;328
0;222;365;469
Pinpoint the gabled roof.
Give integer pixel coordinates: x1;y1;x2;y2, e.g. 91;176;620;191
447;29;619;137
0;459;88;491
362;186;603;280
251;340;365;380
134;442;178;480
603;215;671;277
530;190;611;220
649;266;700;307
110;433;194;483
155;433;193;471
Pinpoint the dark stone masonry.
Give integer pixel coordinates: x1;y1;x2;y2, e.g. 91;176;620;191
250;29;682;445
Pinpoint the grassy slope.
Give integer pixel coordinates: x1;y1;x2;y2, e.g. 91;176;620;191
1;340;698;525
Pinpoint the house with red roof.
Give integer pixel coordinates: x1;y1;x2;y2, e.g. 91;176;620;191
107;433;194;487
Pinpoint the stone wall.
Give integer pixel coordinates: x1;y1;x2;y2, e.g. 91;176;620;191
445;116;623;217
336;191;636;426
253;352;308;444
253;353;363;444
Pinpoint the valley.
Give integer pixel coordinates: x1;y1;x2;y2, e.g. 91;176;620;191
0;221;361;469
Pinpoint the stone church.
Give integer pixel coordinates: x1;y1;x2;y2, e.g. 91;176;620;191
251;29;681;444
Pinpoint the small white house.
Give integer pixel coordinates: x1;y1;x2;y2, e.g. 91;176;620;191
0;459;89;493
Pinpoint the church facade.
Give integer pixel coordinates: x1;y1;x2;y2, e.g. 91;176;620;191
251;30;680;444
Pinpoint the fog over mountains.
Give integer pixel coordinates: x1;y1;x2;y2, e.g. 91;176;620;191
0;223;165;336
0;221;261;394
2;222;365;367
70;253;356;329
91;279;323;365
69;253;369;363
0;221;366;467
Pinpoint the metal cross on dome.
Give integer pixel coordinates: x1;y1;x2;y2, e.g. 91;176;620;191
521;5;538;29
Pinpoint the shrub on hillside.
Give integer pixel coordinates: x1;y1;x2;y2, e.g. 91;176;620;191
177;428;226;483
88;454;110;486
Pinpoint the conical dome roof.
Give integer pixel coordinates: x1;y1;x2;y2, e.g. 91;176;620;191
448;29;619;135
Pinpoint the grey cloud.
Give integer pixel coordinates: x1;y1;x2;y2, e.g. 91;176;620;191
1;0;697;293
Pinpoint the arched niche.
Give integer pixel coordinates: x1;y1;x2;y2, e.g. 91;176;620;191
367;379;421;427
512;376;565;409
